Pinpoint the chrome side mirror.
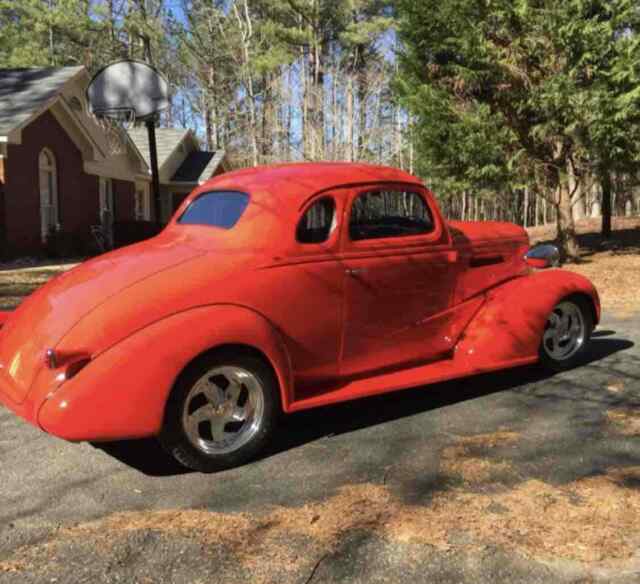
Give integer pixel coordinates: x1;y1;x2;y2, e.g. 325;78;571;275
524;244;560;269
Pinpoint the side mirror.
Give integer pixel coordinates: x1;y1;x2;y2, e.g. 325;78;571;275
524;244;560;269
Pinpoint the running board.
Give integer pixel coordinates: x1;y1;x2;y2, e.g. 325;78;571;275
288;354;537;413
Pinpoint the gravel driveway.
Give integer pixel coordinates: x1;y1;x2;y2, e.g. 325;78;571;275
1;312;640;583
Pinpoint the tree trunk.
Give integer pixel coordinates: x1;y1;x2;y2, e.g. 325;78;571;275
568;161;585;223
301;45;309;159
331;59;338;159
346;75;354;162
601;168;612;239
204;101;213;151
357;69;367;159
557;183;580;260
572;187;585;222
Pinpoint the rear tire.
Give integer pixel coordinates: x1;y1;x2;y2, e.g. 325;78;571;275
159;351;280;473
539;297;593;372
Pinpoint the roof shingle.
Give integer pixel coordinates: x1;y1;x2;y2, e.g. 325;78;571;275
0;67;84;136
171;150;226;183
126;127;190;170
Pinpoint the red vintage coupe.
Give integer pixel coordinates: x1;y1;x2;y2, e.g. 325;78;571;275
0;164;599;472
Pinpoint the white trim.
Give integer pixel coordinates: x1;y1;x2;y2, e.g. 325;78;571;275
39;148;59;242
83;162;152;184
0;136;7;143
58;96;105;158
126;138;150;173
134;183;151;221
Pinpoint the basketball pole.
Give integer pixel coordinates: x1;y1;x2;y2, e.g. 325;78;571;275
146;117;162;223
86;59;170;227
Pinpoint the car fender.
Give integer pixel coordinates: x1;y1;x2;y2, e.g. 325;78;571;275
455;269;600;373
37;304;294;442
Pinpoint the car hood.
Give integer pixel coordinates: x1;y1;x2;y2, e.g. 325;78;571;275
0;233;205;403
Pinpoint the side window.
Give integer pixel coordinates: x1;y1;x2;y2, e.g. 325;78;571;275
296;197;336;244
349;190;434;241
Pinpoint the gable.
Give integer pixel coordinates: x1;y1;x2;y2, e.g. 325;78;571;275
0;67;84;140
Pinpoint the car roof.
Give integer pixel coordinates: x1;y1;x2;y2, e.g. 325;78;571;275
200;162;423;206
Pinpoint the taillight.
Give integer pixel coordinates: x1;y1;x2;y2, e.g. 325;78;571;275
44;349;58;369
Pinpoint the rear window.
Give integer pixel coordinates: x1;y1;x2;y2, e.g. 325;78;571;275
178;191;249;229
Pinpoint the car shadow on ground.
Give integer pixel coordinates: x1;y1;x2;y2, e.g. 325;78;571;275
94;332;633;477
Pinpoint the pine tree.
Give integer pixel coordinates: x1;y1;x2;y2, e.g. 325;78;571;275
396;0;640;259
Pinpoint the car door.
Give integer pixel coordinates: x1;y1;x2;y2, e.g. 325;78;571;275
261;190;347;392
340;184;460;377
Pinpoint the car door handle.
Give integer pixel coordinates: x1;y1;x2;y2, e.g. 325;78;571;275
345;268;367;276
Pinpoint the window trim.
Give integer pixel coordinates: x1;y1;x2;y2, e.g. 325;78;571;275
295;195;338;246
346;186;438;246
38;147;59;242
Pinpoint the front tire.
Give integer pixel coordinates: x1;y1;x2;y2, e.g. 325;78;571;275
539;297;593;372
159;351;280;473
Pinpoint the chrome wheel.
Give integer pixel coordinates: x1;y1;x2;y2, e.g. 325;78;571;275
542;301;586;362
181;366;265;456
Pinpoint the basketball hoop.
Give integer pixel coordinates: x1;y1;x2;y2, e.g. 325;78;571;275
89;108;137;156
86;60;170;219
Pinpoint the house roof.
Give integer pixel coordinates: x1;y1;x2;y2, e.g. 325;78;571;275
0;66;85;136
126;127;191;170
171;150;226;184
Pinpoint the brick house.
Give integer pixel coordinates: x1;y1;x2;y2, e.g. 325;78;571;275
0;67;228;258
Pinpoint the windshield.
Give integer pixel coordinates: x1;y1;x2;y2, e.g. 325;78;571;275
178;191;249;229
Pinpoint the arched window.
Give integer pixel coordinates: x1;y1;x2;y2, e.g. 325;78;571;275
39;148;59;242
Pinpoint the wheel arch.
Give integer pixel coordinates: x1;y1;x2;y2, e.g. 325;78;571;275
563;291;599;327
456;270;600;373
156;305;295;416
38;304;295;442
168;342;285;414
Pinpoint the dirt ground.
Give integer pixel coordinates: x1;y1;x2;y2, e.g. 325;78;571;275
528;216;640;315
0;263;77;311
